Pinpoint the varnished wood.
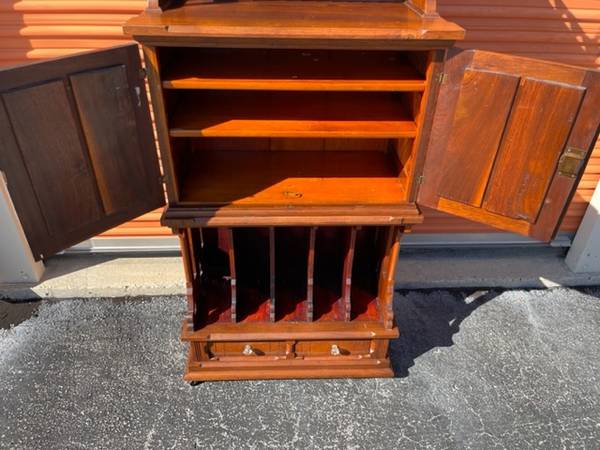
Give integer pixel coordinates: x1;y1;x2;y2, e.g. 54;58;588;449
176;150;406;207
418;49;600;242
181;319;400;341
0;44;163;260
125;1;465;44
161;48;427;92
169;91;417;138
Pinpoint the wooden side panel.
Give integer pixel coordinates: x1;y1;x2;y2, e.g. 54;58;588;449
483;79;585;222
419;49;598;241
438;69;519;207
2;81;104;237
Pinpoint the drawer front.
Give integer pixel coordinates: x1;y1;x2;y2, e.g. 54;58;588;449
295;340;372;357
208;341;287;358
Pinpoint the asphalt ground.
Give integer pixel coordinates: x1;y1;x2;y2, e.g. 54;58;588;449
1;287;600;449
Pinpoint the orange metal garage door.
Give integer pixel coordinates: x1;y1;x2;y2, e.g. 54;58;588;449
1;0;598;238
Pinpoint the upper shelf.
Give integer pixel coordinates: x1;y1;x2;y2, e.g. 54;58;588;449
161;49;427;92
124;1;465;45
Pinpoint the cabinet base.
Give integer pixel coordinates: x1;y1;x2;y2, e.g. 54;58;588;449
183;348;395;381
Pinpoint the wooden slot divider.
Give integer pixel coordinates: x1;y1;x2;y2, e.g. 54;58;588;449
377;226;403;329
307;227;316;322
341;227;358;322
220;227;236;323
269;227;276;323
178;229;196;330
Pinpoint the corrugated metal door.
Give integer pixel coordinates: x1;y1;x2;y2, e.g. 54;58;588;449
1;0;598;238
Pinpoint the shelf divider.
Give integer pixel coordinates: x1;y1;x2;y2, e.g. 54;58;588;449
378;227;403;329
341;227;357;322
269;227;276;323
307;227;316;322
221;228;236;323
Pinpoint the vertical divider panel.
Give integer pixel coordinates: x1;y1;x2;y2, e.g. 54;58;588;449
307;227;316;322
341;227;357;322
178;229;196;331
269;227;276;322
221;228;236;323
377;226;403;329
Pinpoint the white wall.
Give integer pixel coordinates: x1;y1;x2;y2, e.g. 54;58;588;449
0;171;44;284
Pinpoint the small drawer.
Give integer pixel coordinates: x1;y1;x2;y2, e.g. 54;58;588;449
295;340;372;357
208;341;287;358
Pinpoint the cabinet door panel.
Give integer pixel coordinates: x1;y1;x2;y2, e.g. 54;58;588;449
418;49;600;241
438;69;519;207
481;79;585;223
70;65;150;215
3;80;104;237
0;44;164;260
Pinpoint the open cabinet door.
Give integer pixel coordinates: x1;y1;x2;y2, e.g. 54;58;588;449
0;44;164;260
418;50;600;242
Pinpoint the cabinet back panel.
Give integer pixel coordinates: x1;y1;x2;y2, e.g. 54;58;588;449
274;227;311;321
195;228;234;325
233;228;273;322
190;137;390;152
313;227;350;322
159;47;428;92
351;227;387;321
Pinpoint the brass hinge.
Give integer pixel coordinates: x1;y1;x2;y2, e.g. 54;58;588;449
558;147;586;179
139;67;147;79
417;175;425;185
437;73;447;84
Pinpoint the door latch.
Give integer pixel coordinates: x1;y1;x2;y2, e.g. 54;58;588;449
557;147;586;179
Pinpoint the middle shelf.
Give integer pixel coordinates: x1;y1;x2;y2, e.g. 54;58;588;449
168;91;417;138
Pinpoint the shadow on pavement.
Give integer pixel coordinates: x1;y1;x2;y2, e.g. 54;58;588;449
391;289;499;378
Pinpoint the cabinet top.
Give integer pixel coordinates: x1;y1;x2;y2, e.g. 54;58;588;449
123;1;465;46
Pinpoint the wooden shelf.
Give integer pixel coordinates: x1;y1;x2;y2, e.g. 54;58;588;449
182;320;399;342
177;149;404;207
169;91;416;138
162;49;427;92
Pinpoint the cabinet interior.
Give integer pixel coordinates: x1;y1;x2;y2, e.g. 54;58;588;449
159;47;432;208
189;226;393;328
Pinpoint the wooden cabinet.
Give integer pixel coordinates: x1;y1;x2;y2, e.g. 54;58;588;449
0;0;598;381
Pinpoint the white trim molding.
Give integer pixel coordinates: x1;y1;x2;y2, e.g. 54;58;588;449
566;182;600;273
0;171;45;284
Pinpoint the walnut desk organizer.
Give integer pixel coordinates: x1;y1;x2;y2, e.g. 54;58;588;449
0;0;598;382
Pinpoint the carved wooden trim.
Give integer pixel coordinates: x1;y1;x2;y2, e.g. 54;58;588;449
407;0;438;17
